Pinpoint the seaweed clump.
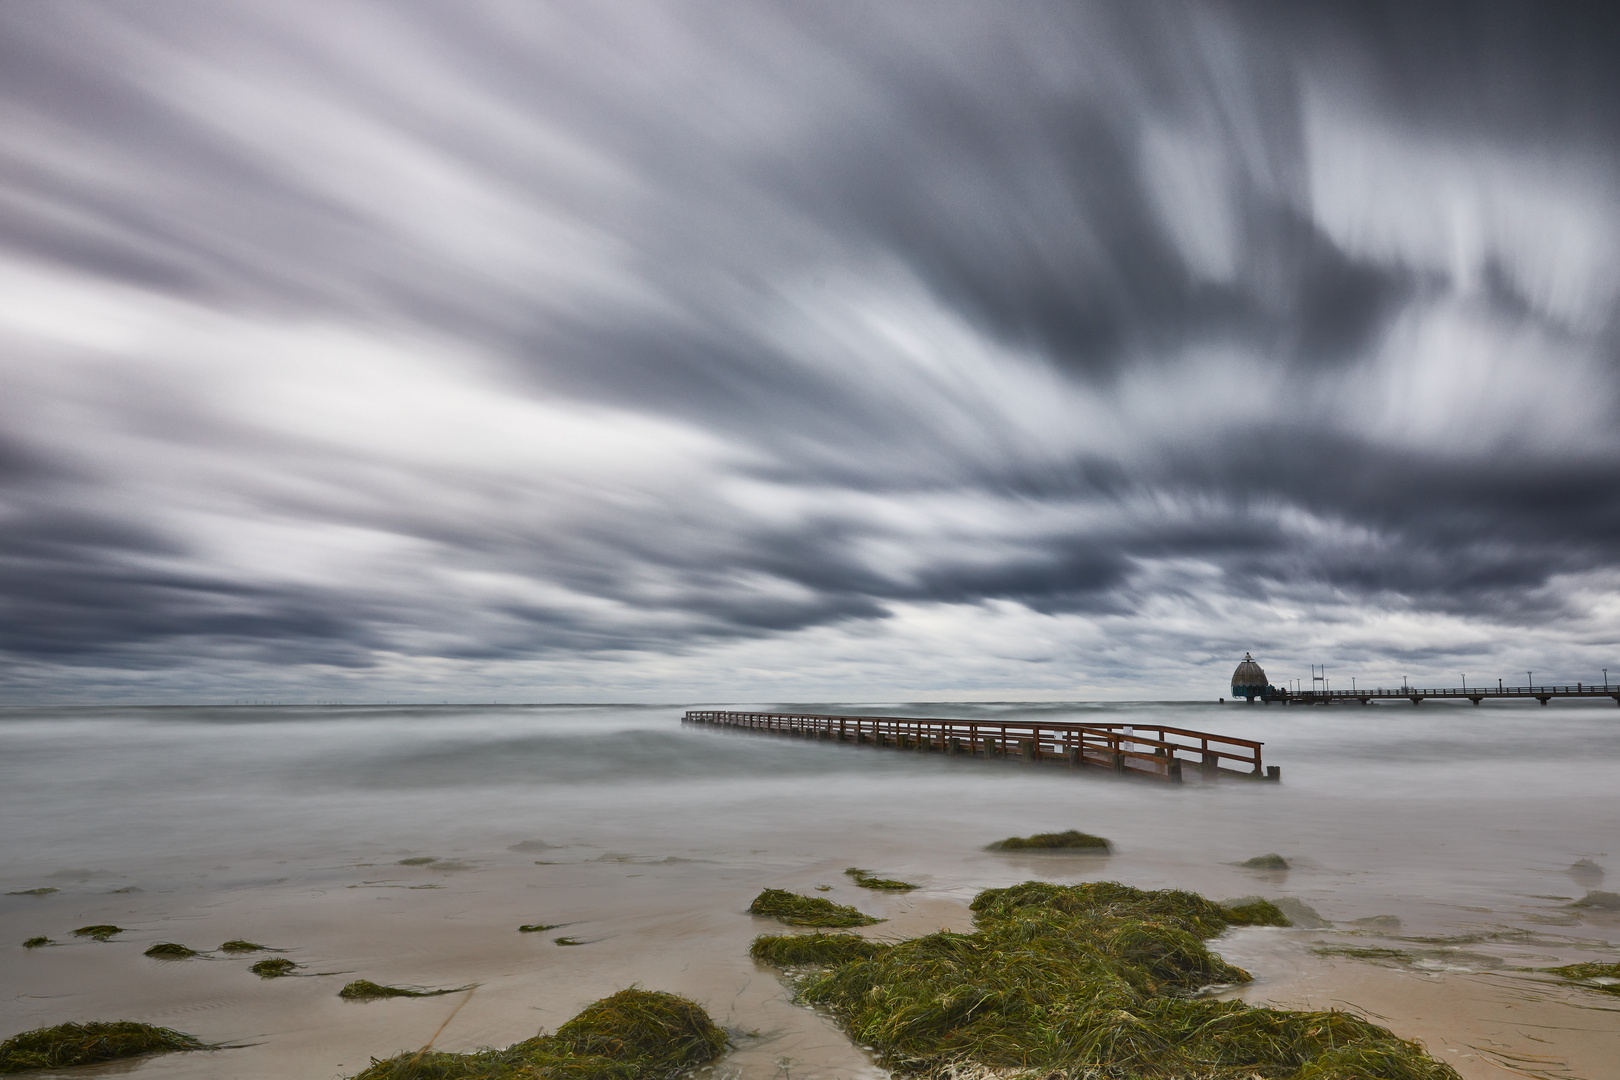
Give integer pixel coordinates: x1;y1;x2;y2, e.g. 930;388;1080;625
987;829;1111;852
144;942;199;959
220;939;267;952
751;932;889;967
340;980;473;1000
0;1021;205;1073
23;937;53;949
518;923;560;933
845;867;917;891
749;889;882;928
1548;961;1620;996
5;888;58;896
347;987;727;1080
251;958;299;978
762;880;1458;1080
1243;853;1290;870
397;857;438;866
71;925;125;942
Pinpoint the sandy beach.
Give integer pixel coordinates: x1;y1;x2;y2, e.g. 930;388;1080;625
3;703;1619;1078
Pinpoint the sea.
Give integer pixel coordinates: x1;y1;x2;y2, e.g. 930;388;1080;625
1;699;1617;1078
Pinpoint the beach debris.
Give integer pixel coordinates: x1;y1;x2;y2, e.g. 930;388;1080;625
1547;961;1620;995
219;939;267;952
749;889;883;928
814;884;832;891
764;879;1460;1080
553;936;587;946
1572;889;1620;910
395;856;437;866
22;937;52;949
345;987;727;1080
844;867;918;891
751;932;889;967
0;1020;206;1073
339;979;473;1000
144;942;199;960
5;888;58;896
986;829;1111;852
1242;853;1289;870
71;925;125;942
250;958;299;978
1351;914;1403;930
518;923;561;933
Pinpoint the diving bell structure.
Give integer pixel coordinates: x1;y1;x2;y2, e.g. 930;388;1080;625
1231;652;1271;701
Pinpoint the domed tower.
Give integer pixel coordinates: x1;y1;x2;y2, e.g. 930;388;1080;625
1231;652;1269;701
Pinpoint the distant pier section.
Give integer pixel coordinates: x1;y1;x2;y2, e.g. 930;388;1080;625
682;709;1278;783
1229;652;1620;706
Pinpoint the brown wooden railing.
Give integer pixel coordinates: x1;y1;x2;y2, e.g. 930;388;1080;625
681;710;1277;784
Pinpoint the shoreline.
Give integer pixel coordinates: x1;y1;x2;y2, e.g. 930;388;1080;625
5;852;1617;1079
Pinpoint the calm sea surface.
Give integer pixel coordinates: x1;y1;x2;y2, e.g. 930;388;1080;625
2;699;1614;921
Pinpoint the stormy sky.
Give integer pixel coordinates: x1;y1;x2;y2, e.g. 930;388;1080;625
3;1;1619;703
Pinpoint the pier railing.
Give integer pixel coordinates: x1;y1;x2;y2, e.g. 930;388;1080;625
1265;683;1620;706
682;710;1276;783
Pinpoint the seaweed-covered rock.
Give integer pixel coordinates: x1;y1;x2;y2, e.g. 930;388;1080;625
144;942;199;959
71;925;124;942
748;889;882;927
779;880;1461;1080
1574;890;1620;910
340;980;472;1000
987;829;1111;852
219;939;267;952
1223;899;1292;927
348;988;726;1080
1242;853;1289;870
1548;961;1620;995
0;1021;204;1073
251;958;299;978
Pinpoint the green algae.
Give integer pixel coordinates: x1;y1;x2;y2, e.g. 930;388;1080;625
220;939;268;952
765;880;1458;1080
751;932;890;967
397;857;438;866
5;888;58;897
1548;960;1620;995
251;958;299;978
1243;854;1290;870
749;888;883;928
845;867;918;891
0;1021;206;1073
340;980;474;1001
347;987;727;1080
987;829;1112;852
71;925;125;941
1313;945;1412;963
22;937;52;949
554;936;588;946
1223;899;1293;927
519;923;561;933
144;942;199;959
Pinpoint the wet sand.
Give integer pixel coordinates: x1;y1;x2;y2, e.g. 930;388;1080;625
6;849;1617;1080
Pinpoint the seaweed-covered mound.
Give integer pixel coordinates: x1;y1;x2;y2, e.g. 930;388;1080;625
340;980;473;1000
751;933;890;967
70;925;125;942
1549;961;1620;996
845;868;918;891
0;1021;205;1073
748;889;882;927
251;958;299;978
219;939;267;952
987;830;1111;852
1243;853;1290;870
144;942;199;959
775;880;1456;1080
348;988;727;1080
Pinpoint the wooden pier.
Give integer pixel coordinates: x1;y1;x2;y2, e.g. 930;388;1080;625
682;710;1277;784
1259;682;1620;707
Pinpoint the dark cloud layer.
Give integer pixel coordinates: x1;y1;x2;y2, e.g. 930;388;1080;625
2;0;1618;700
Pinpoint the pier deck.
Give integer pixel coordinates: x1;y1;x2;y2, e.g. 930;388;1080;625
1261;683;1620;706
682;709;1277;783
